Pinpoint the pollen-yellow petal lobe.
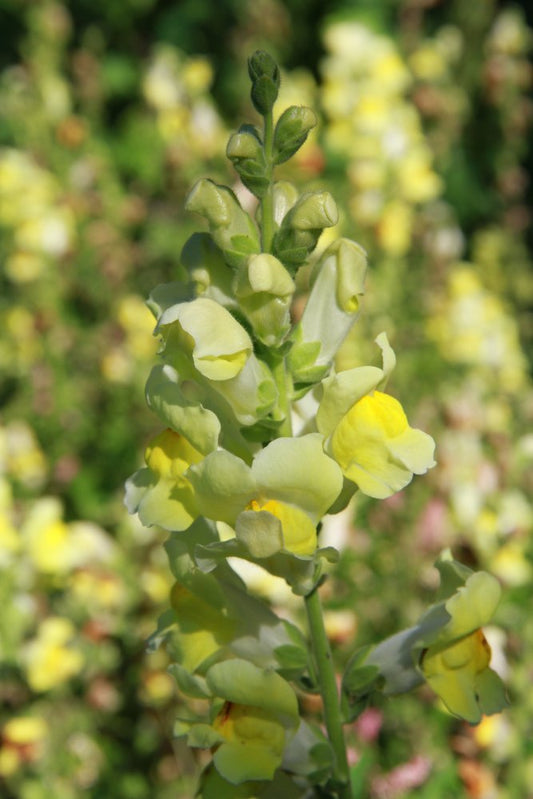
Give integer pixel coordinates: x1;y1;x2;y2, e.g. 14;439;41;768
249;498;316;556
145;429;203;479
421;630;493;723
329;390;435;498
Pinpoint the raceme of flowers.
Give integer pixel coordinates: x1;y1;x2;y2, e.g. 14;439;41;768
125;51;507;796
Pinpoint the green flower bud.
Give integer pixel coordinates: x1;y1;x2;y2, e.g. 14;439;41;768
185;179;260;268
247;50;280;116
248;50;281;85
273;105;317;165
226;127;262;160
226;126;269;198
273;191;338;268
290;191;338;230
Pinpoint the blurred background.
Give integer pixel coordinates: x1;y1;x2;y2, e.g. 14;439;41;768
0;1;532;797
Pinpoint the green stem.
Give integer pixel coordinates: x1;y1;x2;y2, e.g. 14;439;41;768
305;586;353;799
261;109;275;253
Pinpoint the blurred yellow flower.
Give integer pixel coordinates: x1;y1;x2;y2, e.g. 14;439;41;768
409;45;448;81
24;617;84;692
2;716;48;745
0;420;47;489
490;541;532;586
428;265;528;391
377;201;413;256
182;57;213;95
0;715;48;776
69;569;127;610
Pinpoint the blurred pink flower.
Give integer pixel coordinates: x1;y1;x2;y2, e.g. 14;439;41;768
354;707;383;744
371;755;432;798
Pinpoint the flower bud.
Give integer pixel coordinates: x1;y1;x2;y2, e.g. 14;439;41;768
273;105;317;165
273;191;338;268
290;191;338;230
247;50;280;115
185;179;260;268
226;126;269;198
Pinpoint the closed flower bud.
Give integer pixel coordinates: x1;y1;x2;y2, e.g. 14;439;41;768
226;127;269;198
273;191;338;268
185;179;260;268
273;105;317;165
248;51;281;115
226;128;262;160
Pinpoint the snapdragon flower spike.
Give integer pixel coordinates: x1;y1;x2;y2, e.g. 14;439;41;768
343;553;508;724
317;333;436;499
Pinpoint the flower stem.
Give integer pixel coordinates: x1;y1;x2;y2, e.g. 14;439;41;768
305;586;353;799
261;109;275;253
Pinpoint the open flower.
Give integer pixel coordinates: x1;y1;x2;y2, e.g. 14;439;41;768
344;554;508;724
188;433;343;557
317;333;436;498
125;428;203;530
175;659;299;784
